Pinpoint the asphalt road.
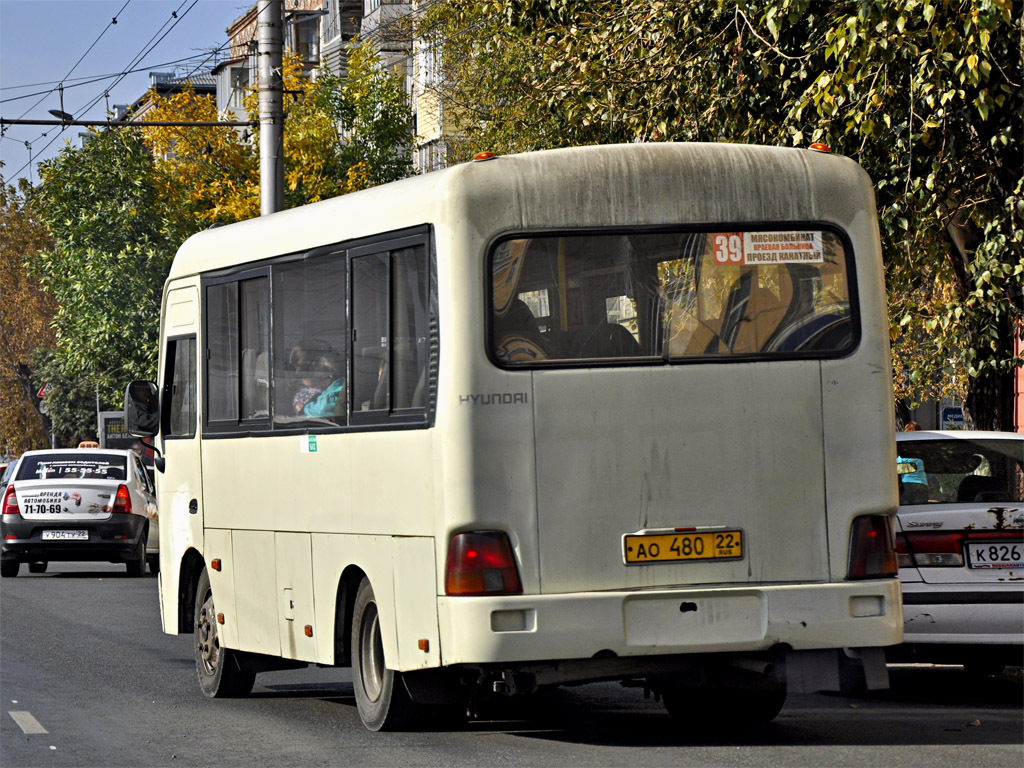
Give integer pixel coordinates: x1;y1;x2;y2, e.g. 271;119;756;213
2;563;1021;768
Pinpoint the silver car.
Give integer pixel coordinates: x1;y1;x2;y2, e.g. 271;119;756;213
889;430;1023;674
1;448;158;577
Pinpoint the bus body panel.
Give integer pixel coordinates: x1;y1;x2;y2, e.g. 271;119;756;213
274;531;318;662
155;279;204;635
230;529;281;656
436;579;901;667
431;143;893;599
205;528;238;648
308;533;440;668
530;362;828;592
200;432;435;537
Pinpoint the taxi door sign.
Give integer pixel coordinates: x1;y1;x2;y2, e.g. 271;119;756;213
711;231;824;265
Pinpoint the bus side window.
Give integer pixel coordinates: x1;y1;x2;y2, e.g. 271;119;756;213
352;253;390;412
165;336;196;438
351;242;430;417
271;253;348;427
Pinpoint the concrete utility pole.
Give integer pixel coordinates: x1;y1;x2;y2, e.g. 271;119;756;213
258;0;284;215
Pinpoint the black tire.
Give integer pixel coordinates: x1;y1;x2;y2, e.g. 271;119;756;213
194;567;255;697
147;555;160;575
0;559;19;578
28;561;47;574
663;684;786;728
126;532;146;577
351;577;415;731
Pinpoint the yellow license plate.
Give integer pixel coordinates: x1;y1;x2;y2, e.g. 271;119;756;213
623;530;743;564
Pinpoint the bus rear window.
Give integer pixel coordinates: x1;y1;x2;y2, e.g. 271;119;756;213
490;228;855;366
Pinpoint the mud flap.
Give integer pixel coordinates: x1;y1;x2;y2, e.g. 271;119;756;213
785;647;890;693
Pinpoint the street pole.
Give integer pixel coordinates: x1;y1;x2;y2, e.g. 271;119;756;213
258;0;284;216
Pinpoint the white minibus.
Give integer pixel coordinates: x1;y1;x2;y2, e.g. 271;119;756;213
126;142;902;731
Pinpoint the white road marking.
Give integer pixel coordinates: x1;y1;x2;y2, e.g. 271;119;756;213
9;711;48;734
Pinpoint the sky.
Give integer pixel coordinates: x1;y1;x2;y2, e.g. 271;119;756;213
0;0;253;185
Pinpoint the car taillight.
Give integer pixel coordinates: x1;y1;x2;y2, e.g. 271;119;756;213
896;531;1021;567
112;484;132;514
445;531;522;596
2;486;19;516
848;515;898;579
896;531;965;567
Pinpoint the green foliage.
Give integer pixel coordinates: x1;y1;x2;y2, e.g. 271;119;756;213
316;39;415;187
431;0;1023;428
29;348;98;447
417;2;629;161
31;128;181;414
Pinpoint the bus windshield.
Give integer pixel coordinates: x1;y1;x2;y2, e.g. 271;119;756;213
491;227;854;365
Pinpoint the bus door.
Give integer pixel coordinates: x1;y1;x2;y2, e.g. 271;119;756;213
158;282;204;634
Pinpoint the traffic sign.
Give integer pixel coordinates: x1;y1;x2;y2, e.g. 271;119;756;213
941;407;964;430
36;381;52;399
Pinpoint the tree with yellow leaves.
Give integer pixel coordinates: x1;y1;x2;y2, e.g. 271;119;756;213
0;179;55;453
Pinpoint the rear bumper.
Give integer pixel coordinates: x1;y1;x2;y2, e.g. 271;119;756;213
1;513;146;563
897;582;1024;646
437;579;902;668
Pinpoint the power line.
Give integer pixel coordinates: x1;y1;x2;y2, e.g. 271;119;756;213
0;51;228;104
5;0;203;181
8;1;132;124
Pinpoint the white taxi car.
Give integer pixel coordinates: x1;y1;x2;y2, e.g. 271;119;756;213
1;448;158;577
889;430;1023;674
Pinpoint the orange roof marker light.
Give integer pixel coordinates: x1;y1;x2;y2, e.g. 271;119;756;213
808;143;831;153
473;151;498;161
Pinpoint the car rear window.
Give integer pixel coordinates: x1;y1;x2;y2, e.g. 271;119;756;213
15;454;127;481
896;438;1024;505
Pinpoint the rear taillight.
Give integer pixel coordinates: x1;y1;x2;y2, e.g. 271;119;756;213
445;531;522;596
112;484;132;514
897;530;1022;568
896;531;964;567
848;515;898;579
2;486;19;516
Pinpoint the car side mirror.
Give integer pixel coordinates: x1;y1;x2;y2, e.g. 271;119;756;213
124;380;160;437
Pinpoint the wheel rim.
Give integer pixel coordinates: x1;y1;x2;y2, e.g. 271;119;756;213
358;602;385;702
196;588;220;675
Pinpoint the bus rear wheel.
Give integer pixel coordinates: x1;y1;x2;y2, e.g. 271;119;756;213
351;577;414;731
194;567;255;697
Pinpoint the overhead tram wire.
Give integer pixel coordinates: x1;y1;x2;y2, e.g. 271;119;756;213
4;0;483;182
5;0;203;182
0;51;231;105
2;0;131;128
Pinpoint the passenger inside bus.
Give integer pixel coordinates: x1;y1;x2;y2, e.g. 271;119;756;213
288;341;345;418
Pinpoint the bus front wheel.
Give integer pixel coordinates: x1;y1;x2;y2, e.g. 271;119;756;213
351;577;414;731
194;567;255;698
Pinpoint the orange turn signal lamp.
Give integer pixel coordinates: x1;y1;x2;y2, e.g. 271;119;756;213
808;142;831;152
